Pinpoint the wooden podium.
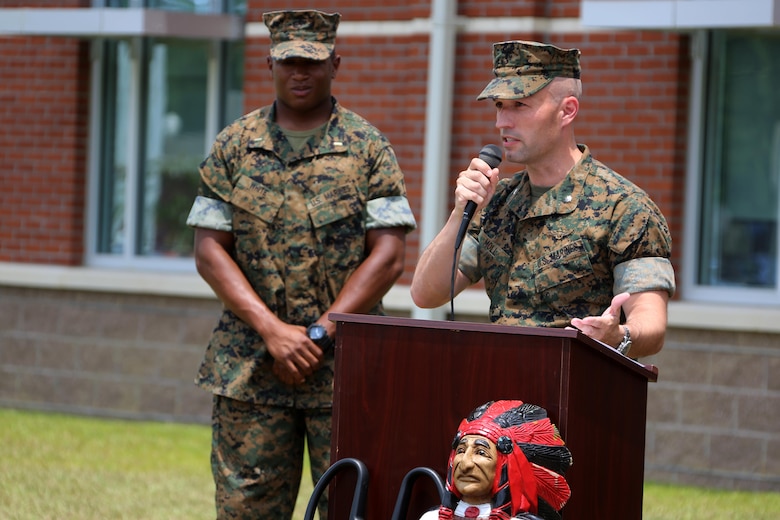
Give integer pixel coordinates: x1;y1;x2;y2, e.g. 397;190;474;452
327;313;658;519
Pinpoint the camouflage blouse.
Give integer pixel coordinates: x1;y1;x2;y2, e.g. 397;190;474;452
187;99;416;406
459;145;675;327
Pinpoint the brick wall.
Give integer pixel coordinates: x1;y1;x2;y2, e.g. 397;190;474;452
245;26;687;286
0;1;688;287
0;0;91;265
0;35;90;266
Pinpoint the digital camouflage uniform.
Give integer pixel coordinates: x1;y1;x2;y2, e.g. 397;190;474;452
187;96;416;518
187;11;416;515
459;146;675;327
460;40;675;328
189;99;415;405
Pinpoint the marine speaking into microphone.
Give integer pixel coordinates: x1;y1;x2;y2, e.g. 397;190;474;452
411;39;675;358
453;143;503;251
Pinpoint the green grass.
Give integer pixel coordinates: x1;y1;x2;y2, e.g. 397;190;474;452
642;482;779;519
1;408;778;519
0;408;314;520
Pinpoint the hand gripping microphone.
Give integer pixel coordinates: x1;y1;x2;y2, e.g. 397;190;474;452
453;144;503;251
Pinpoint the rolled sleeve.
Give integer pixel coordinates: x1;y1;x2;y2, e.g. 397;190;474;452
366;196;417;232
458;234;482;283
614;257;676;296
186;195;233;232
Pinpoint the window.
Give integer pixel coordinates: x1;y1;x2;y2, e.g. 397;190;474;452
688;31;780;303
88;1;244;269
102;0;245;13
147;0;218;13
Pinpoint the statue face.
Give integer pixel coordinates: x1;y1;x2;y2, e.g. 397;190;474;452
452;434;498;504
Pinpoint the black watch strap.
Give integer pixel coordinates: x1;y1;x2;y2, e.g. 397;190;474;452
306;324;333;350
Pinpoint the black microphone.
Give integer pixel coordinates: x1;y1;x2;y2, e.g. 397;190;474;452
453;144;503;251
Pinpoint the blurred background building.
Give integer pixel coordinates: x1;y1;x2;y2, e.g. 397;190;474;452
1;0;778;492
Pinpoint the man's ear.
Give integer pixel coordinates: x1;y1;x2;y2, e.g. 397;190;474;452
561;95;579;126
331;54;341;78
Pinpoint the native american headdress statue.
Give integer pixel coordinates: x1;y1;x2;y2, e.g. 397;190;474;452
438;400;573;520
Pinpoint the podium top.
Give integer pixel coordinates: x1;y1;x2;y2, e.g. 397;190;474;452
329;312;658;382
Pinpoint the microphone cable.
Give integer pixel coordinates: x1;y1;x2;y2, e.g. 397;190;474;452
449;246;458;321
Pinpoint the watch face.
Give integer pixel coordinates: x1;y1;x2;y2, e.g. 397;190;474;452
308;324;326;341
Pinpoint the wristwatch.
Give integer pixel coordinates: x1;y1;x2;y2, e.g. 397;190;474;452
306;323;333;350
617;325;632;356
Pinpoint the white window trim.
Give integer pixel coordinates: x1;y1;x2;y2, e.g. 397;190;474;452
0;8;243;40
580;0;780;29
84;36;231;271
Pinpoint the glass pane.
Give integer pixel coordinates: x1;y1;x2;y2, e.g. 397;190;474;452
226;0;246;16
699;32;780;288
222;40;245;126
138;39;209;257
103;0;220;11
97;40;132;254
146;0;216;13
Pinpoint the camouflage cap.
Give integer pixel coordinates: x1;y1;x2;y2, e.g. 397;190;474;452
477;40;581;100
263;10;341;61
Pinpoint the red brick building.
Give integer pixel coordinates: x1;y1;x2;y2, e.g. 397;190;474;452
1;0;778;491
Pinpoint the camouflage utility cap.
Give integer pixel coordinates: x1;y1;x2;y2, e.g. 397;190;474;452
477;40;581;100
263;10;340;61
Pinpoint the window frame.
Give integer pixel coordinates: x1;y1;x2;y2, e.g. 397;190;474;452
85;33;239;271
682;30;780;305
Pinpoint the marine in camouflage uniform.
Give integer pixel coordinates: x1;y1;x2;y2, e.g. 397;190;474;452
411;41;675;358
459;144;674;327
186;10;416;520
